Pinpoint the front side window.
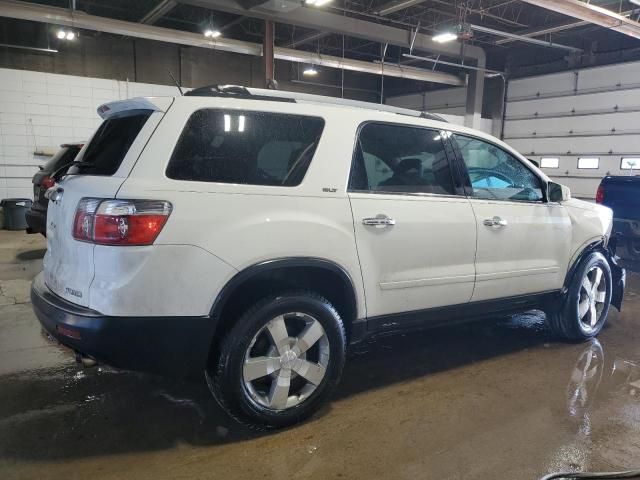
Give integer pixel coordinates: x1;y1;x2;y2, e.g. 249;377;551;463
452;134;543;202
349;123;456;195
167;110;324;186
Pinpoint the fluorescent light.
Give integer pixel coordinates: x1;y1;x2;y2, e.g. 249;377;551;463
56;30;66;39
303;66;318;76
66;31;76;40
305;0;333;6
204;29;221;38
432;32;458;43
224;114;231;132
238;115;245;132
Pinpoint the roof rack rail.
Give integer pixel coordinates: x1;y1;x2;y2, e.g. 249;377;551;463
183;84;448;122
184;84;295;103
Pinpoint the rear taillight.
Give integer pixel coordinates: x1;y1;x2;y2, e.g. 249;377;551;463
41;175;55;189
73;198;172;246
596;185;605;204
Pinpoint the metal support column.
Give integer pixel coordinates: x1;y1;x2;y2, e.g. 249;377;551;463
465;58;485;129
263;20;275;88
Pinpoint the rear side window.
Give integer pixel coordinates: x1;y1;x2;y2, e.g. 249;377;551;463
166;109;325;186
349;122;456;195
68;110;152;176
43;145;81;172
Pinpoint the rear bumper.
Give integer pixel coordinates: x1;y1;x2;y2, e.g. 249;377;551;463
25;207;46;234
31;273;215;378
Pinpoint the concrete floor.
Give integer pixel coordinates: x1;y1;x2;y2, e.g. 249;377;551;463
1;229;640;480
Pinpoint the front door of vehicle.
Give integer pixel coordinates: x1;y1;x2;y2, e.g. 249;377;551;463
449;133;572;302
348;122;477;325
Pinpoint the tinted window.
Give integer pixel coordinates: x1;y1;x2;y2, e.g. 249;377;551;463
349;123;455;195
452;134;543;202
43;145;82;173
68;111;151;176
166;110;324;186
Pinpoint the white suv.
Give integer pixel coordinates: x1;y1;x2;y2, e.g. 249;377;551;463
31;85;625;429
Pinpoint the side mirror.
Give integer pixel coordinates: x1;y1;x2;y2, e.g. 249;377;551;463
548;181;571;202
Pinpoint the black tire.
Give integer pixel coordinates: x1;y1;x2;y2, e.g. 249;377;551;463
206;290;347;430
547;251;612;341
627;237;640;261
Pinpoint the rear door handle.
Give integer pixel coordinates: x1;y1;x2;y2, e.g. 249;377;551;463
483;216;507;228
363;215;396;228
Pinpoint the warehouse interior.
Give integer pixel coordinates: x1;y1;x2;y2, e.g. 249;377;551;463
2;1;640;479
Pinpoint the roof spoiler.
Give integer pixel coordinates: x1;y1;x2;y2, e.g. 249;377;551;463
97;97;170;119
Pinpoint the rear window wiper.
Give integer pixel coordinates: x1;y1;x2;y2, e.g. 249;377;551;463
51;161;95;181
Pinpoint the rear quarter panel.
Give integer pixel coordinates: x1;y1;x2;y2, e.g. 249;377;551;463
116;98;366;318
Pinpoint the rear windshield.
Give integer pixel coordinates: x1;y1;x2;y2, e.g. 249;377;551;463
166;109;325;186
68;110;152;176
42;145;82;172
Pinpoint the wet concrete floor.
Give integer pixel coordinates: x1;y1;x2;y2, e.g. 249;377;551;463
1;229;640;479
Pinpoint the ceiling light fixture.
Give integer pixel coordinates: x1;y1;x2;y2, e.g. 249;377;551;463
56;29;76;40
305;0;333;6
204;29;221;38
303;65;318;76
432;31;458;43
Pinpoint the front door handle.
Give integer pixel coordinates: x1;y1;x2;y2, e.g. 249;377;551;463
363;214;396;228
483;216;508;228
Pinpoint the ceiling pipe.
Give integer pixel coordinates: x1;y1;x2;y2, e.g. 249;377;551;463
519;0;640;39
0;0;464;86
139;0;177;25
375;0;428;16
469;23;582;51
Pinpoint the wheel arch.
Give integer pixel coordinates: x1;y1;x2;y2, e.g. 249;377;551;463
206;257;360;367
562;239;624;311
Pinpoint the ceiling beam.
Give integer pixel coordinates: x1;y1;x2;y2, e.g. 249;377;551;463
519;0;640;39
469;23;582;51
495;8;639;45
179;0;486;63
140;0;177;25
0;0;464;86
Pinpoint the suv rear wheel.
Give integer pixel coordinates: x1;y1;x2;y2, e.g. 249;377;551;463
548;251;612;341
207;291;347;429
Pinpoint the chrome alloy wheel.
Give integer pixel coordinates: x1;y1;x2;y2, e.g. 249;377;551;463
242;312;330;411
577;266;607;332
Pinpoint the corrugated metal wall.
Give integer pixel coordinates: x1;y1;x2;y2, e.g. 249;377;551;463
504;61;640;199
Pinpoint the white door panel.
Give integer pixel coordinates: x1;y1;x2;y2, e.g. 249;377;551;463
350;193;477;317
470;201;571;301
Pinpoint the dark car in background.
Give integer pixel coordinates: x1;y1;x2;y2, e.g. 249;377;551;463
596;175;640;260
25;143;83;235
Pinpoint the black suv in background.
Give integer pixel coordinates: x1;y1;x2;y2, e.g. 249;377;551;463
25;143;83;235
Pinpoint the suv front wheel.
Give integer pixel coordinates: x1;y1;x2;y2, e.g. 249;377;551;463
548;251;613;341
207;291;347;429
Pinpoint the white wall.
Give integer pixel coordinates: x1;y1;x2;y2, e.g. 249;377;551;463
504;61;640;199
385;87;494;134
0;68;179;200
